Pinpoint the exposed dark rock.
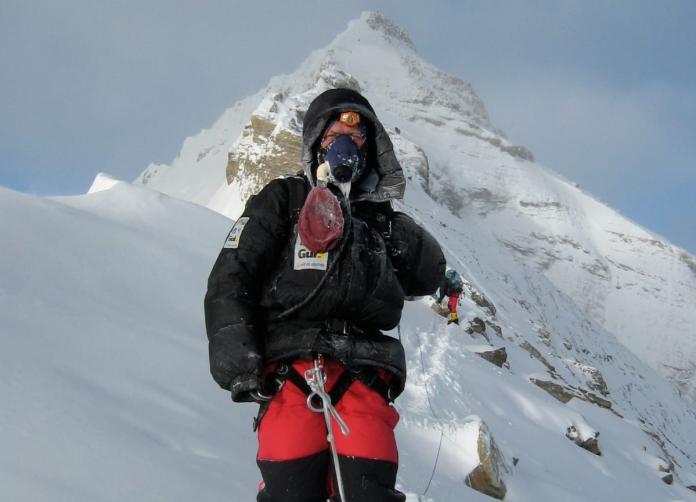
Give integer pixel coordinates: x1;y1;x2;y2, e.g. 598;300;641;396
438;184;464;214
196;145;214;162
453;126;534;161
537;327;552;346
579;390;613;410
137;164;166;185
226;114;303;195
317;63;362;92
607;230;672;251
364;12;417;50
503;241;537;258
642;430;679;476
530;232;586;252
462;187;510;216
412;115;446;127
578;437;601;456
687;485;696;492
520;341;558;377
662;361;696;401
680;251;696;277
466;317;486;335
464;421;508;500
605;256;636;273
476;347;508;368
398;144;429;193
531;378;615;413
566;426;601;456
567;361;610;397
519;200;563;210
501;144;534;162
583;259;611;280
661;474;673;485
531;378;573;403
486;321;503;338
470;290;496;315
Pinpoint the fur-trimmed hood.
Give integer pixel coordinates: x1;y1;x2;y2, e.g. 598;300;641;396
301;88;406;202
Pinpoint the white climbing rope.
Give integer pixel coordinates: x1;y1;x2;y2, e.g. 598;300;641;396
415;328;446;500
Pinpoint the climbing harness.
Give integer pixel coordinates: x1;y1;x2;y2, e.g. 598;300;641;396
252;356;393;432
304;356;350;502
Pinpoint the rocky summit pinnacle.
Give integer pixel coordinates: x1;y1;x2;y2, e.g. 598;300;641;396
360;11;418;51
136;12;696;414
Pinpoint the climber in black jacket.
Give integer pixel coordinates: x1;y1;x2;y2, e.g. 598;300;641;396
205;88;445;502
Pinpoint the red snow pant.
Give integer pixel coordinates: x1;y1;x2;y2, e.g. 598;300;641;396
447;291;461;314
256;357;406;502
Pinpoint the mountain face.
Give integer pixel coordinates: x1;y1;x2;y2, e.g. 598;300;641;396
138;12;696;405
4;179;694;500
2;14;696;498
0;10;665;500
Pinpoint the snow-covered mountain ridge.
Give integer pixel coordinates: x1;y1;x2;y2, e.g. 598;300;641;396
139;12;696;405
3;176;696;500
4;10;696;502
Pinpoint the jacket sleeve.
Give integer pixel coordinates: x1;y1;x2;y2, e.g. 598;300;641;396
204;178;291;401
388;212;446;297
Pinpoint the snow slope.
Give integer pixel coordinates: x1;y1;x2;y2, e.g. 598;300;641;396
138;12;696;406
3;176;696;500
0;183;255;501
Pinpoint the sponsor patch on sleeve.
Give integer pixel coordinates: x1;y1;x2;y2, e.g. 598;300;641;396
223;217;250;249
293;237;329;271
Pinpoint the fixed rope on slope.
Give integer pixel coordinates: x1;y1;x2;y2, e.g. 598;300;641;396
414;326;445;500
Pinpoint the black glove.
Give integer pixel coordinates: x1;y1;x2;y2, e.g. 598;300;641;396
208;325;263;402
228;373;268;403
248;388;273;403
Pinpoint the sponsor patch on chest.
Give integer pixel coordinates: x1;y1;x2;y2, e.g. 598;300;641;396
223;217;249;249
293;237;329;271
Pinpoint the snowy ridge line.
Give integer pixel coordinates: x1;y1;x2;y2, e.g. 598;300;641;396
3;7;696;502
4;164;696;499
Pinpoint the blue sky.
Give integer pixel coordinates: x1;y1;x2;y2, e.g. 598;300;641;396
1;0;694;253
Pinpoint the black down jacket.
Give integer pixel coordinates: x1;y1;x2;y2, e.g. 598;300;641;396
205;88;445;402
